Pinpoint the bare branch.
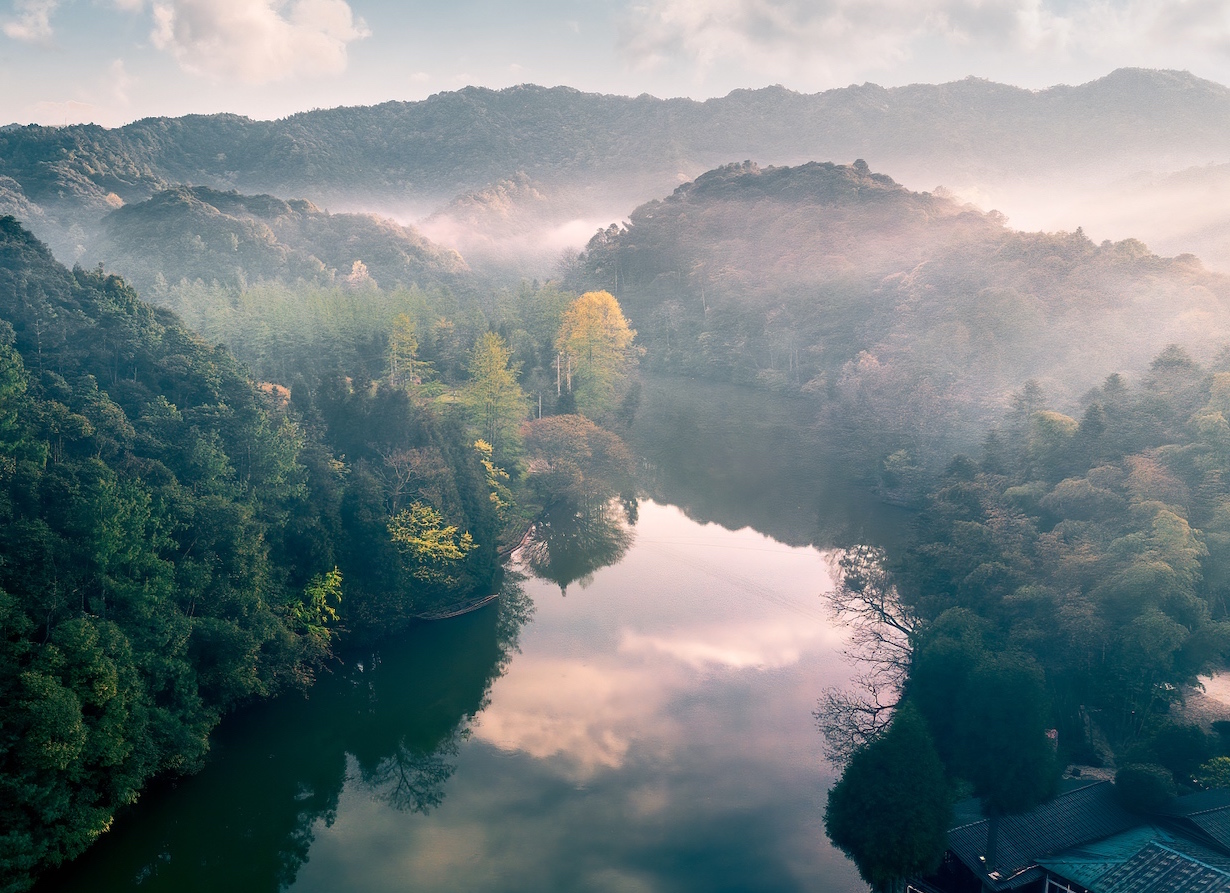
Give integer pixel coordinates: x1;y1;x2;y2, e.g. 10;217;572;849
815;678;899;767
817;546;918;765
826;545;917;686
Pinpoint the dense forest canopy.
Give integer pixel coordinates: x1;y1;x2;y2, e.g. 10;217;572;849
0;217;510;890
4;68;1230;277
91;186;468;296
824;348;1230;888
6;61;1230;893
0;202;653;890
572;160;1230;471
2;69;1228;212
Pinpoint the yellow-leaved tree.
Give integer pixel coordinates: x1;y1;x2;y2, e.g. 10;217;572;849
554;290;638;415
387;502;476;584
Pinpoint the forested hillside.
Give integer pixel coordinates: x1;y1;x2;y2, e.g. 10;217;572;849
3;69;1228;209
91;186;467;296
3;69;1230;275
0;217;503;891
825;347;1230;887
573;160;1230;470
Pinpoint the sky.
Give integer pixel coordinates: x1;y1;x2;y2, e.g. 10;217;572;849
3;0;1230;127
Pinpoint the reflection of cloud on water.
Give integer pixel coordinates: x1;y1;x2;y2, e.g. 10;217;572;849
472;658;666;775
473;617;842;775
619;620;825;670
289;500;871;893
475;502;853;777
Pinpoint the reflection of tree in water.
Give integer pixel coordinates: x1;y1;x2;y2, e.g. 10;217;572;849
39;578;534;893
522;497;636;594
632;376;908;551
356;578;535;815
366;733;462;814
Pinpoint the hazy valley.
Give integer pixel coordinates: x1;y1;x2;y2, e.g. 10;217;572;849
6;63;1230;893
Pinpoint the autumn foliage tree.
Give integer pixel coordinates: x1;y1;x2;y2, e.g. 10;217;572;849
554;290;638;416
521;414;635;506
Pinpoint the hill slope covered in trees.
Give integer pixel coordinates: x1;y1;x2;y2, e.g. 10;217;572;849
90;186;468;295
4;69;1230;273
571;160;1230;471
0;217;503;891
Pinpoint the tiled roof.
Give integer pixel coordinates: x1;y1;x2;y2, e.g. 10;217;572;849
946;782;1139;890
1094;841;1230;893
1039;825;1174;889
1160;789;1230;852
1162;789;1230;818
1041;825;1230;889
1194;812;1230;852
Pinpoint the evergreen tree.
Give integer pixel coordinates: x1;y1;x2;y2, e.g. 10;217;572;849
825;703;952;893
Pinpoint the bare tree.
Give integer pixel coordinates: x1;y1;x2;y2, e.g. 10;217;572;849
375;447;447;513
817;545;919;766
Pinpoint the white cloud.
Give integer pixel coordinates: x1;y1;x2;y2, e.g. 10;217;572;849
619;0;1230;86
148;0;371;84
3;0;58;42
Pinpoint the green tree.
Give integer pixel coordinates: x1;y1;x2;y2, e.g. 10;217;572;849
825;703;952;892
1114;764;1176;811
464;331;525;456
290;567;343;671
956;652;1059;816
1198;756;1230;789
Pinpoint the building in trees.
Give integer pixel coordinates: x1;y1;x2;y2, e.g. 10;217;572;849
915;783;1230;893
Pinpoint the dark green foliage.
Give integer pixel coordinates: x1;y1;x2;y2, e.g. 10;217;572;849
0;217;503;891
894;347;1230;766
306;380;501;630
953;653;1060;814
907;614;1059;815
1125;723;1217;785
1213;720;1230;754
827;341;1230;870
824;704;952;892
1114;764;1177;812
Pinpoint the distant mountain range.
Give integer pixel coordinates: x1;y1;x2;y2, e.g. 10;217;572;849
3;68;1230;273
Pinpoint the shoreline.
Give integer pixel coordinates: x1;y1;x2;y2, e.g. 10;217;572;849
415;520;537;621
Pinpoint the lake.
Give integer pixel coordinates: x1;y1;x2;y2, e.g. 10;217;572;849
40;379;905;893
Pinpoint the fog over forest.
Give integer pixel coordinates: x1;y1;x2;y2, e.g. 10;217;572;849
7;59;1230;893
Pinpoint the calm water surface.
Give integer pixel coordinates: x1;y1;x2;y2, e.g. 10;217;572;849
45;379;902;893
45;502;870;893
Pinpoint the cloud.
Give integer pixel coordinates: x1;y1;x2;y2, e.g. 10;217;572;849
148;0;370;83
618;0;1230;85
3;0;58;42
